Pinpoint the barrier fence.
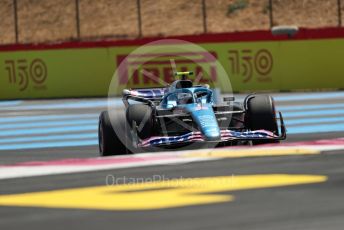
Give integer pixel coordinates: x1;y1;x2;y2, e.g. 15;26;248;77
2;0;344;45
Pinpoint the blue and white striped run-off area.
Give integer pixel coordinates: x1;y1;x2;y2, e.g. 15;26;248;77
0;91;343;150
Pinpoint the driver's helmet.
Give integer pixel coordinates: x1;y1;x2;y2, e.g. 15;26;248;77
177;92;193;104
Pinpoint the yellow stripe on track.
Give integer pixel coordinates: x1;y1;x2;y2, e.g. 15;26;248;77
184;148;320;158
0;174;326;211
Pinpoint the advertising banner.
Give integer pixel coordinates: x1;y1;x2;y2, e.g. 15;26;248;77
1;30;343;99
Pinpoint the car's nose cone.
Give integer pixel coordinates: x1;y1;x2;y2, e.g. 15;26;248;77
186;104;221;142
203;128;221;141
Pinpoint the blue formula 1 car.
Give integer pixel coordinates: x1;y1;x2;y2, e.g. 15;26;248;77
98;71;286;156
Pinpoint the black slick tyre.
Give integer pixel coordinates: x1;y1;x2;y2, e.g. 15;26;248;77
98;111;131;156
246;95;279;145
126;104;154;139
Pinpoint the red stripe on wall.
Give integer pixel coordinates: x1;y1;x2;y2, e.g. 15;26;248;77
1;27;344;52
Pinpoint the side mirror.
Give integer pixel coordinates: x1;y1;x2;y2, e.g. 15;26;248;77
167;101;177;109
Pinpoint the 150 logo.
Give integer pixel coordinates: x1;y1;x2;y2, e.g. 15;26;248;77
228;49;273;83
4;59;48;91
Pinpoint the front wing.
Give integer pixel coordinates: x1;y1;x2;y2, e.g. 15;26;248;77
139;129;283;148
138;111;286;148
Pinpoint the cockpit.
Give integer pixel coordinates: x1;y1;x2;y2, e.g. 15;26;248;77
161;89;213;109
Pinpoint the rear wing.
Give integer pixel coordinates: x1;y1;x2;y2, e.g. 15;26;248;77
123;88;165;98
122;88;166;107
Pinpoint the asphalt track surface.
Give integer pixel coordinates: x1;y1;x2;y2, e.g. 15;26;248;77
0;92;344;230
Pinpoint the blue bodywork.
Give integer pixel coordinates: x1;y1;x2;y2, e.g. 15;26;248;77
160;86;221;141
123;74;286;148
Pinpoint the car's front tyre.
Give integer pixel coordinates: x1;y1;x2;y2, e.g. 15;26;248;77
245;95;280;145
126;104;154;139
98;111;132;156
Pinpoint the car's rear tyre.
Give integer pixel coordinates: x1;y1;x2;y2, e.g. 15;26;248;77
246;95;279;145
126;104;154;139
98;111;131;156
